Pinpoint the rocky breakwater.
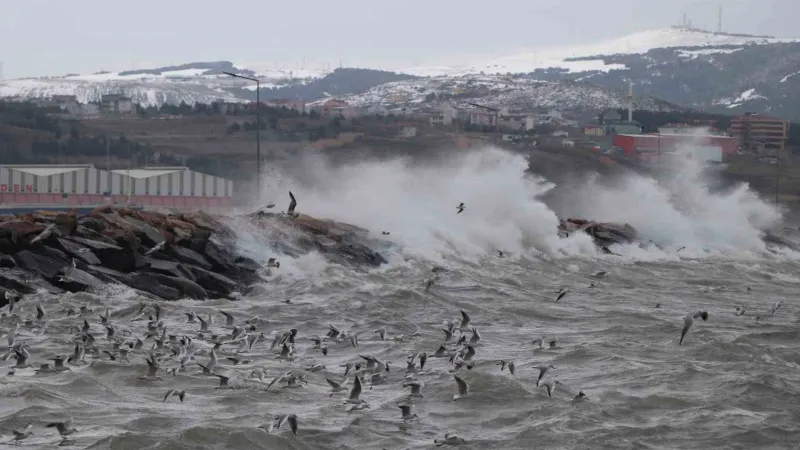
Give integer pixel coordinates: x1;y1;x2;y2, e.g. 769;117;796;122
0;207;387;307
559;218;638;248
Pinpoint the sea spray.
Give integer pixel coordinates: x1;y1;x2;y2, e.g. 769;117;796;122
250;143;784;263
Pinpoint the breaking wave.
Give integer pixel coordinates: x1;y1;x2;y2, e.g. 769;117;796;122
255;145;785;264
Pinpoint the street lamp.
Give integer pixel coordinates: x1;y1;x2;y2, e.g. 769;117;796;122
223;71;261;199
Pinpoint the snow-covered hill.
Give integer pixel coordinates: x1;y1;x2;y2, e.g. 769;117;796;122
338;75;676;112
0;61;329;107
398;27;797;76
0;27;797;115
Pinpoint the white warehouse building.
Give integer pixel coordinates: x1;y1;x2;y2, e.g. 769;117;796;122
0;164;233;209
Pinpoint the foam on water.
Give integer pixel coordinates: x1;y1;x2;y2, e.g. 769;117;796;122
254;144;787;268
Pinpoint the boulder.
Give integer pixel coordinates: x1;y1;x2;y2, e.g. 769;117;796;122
203;240;236;272
0;220;45;244
170;246;212;270
144;258;195;281
0;268;63;295
0;238;16;254
188;266;238;297
66;236;122;252
78;216;107;233
101;229;142;252
560;218;638;247
85;265;133;285
13;250;68;279
54;268;105;293
121;216;165;247
181;211;221;232
126;273;182;301
146;273;208;300
55;238;102;266
0;253;15;268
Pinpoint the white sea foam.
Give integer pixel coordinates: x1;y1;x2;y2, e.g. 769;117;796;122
243;144;787;267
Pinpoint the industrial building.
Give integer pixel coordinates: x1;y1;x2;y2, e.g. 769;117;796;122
729;114;789;151
613;133;738;163
0;164;233;210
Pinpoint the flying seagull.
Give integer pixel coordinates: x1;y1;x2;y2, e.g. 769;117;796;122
287;191;298;217
555;287;569;303
456;202;465;214
679;310;709;345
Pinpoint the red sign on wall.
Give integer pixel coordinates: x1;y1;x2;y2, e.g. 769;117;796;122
0;184;34;193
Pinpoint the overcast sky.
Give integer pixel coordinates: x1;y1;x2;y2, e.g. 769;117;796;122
0;0;796;78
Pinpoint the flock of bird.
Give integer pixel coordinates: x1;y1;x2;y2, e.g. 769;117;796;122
0;192;792;448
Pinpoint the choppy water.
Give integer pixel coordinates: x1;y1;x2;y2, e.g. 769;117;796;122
3;147;800;449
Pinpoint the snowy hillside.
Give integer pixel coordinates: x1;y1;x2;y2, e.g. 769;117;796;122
398;27;797;76
339;75;677;112
0;61;329;108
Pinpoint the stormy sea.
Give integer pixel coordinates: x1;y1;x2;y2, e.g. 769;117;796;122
2;147;800;449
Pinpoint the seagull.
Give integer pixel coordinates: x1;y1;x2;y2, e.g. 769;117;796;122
555;287;569;303
435;434;468;446
4;289;19;312
403;380;425;397
326;377;349;396
679;310;709;345
287;191;298;217
185;311;198;324
265;258;280;268
496;360;515;375
215;373;235;389
398;403;419;422
772;300;784;316
536;364;555;386
144;241;166;256
346;403;371;414
540;379;560;397
30;223;60;244
572;391;588;405
453;374;470;400
46;420;77;441
458;310;472;331
590;271;608;279
219;310;236;327
456;202;465;214
11;424;34;444
345;374;366;404
163;389;186;403
273;413;298;434
139;357;163;381
735;306;746;316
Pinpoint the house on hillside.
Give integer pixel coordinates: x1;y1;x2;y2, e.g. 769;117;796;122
429;105;458;126
398;125;417;138
498;111;536;132
367;104;389;116
583;125;605;136
101;94;133;114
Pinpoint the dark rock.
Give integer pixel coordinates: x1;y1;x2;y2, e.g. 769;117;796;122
55;238;102;266
233;255;261;273
187;238;207;254
145;258;195;281
181;211;221;231
146;273;208;300
0;253;15;268
33;245;70;265
121;216;165;247
77;216;107;233
54;213;78;235
54;268;105;293
0;238;15;254
204;240;236;272
95;247;137;273
0;268;63;295
126;273;182;301
13;250;68;279
102;229;142;252
66;235;122;251
188;266;238;296
170;246;212;270
85;265;132;285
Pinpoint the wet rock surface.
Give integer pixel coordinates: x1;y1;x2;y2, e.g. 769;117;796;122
0;208;387;302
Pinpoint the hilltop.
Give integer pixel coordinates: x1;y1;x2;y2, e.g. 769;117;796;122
2;27;798;116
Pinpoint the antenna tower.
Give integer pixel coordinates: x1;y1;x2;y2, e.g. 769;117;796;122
718;4;723;33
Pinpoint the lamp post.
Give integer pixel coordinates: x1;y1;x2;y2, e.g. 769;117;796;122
223;71;261;198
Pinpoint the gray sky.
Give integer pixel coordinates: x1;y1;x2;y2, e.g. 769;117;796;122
0;0;796;78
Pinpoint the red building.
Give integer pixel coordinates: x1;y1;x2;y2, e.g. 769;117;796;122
613;133;738;163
